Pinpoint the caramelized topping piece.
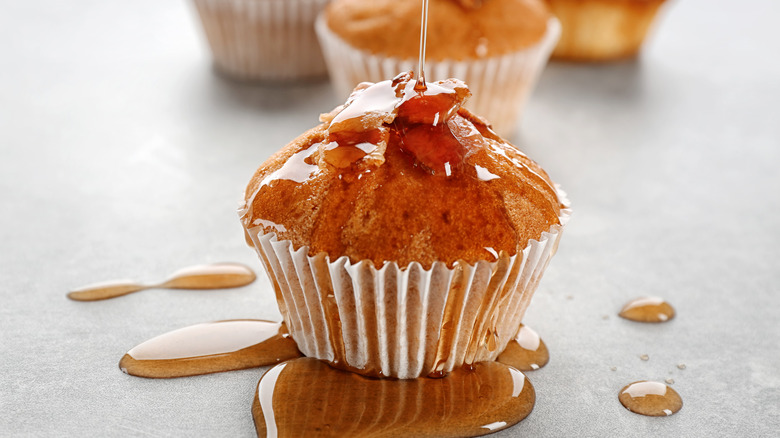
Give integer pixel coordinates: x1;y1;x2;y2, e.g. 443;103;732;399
320;72;412;169
321;71;474;175
396;124;464;175
396;78;471;174
397;79;470;125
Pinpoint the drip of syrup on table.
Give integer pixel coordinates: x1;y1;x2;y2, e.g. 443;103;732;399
67;262;256;301
618;381;683;417
252;357;534;438
618;297;675;323
496;324;550;371
119;320;301;378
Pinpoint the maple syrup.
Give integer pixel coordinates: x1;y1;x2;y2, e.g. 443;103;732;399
618;297;675;323
67;262;256;301
119;320;301;378
416;0;429;90
252;357;534;437
496;324;549;371
618;381;683;417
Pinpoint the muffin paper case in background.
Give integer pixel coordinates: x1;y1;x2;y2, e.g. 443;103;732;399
314;0;561;138
191;0;331;81
545;0;670;61
239;74;571;379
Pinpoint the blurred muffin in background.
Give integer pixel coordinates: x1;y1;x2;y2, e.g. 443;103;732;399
545;0;669;61
315;0;560;137
192;0;331;81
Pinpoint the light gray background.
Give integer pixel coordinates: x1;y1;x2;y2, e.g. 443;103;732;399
1;0;778;436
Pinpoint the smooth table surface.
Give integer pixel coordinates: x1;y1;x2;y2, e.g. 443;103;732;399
1;0;778;436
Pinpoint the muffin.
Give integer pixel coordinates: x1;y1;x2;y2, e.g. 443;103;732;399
315;0;560;137
191;0;331;81
239;72;570;378
545;0;669;61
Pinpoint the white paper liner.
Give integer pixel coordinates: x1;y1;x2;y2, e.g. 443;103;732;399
315;15;560;137
192;0;331;81
244;186;571;379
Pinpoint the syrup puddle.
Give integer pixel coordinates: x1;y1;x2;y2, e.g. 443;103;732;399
618;297;675;323
68;262;256;301
618;381;683;417
496;324;549;371
252;357;535;437
119;320;301;378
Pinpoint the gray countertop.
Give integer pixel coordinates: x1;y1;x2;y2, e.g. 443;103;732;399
1;0;778;436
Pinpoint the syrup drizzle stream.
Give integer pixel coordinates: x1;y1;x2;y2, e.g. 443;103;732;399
496;324;550;371
618;381;683;417
618;297;675;323
119;320;301;378
252;358;535;437
415;0;429;90
67;262;256;301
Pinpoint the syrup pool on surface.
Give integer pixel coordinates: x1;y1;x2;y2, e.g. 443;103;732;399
119;320;301;378
496;324;549;371
618;297;675;323
618;381;683;417
67;262;256;301
252;357;534;438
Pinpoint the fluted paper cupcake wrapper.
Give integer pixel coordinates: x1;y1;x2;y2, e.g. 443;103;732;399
246;188;570;379
192;0;330;81
315;15;560;137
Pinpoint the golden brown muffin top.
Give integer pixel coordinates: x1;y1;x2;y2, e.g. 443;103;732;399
240;73;562;269
324;0;551;61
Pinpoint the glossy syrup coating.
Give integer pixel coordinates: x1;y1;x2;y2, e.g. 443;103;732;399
241;73;562;269
325;0;551;61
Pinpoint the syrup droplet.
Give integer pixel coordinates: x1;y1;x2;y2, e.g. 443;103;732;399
67;262;256;301
618;381;683;417
252;358;535;437
496;324;549;371
119;320;301;378
618;297;675;323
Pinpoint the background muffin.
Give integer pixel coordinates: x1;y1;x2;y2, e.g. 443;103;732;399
192;0;331;81
240;74;570;378
545;0;669;61
315;0;560;137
